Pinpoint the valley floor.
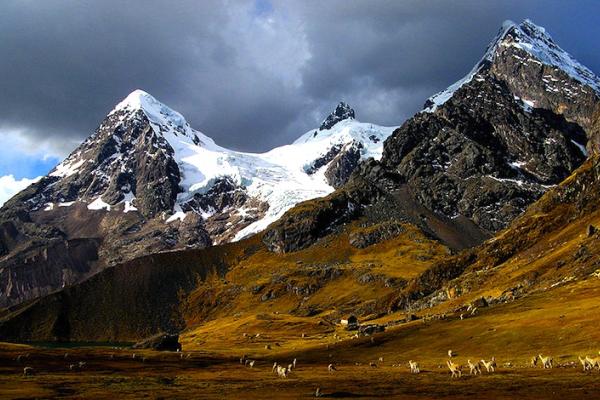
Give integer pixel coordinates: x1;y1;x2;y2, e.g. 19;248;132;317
3;279;600;399
1;347;600;399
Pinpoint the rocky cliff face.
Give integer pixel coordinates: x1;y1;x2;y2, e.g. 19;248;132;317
3;19;598;309
489;20;600;140
384;75;586;232
324;141;364;188
19;104;186;218
2;18;599;343
264;19;599;253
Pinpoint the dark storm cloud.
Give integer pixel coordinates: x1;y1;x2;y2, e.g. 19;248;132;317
291;0;600;125
1;0;599;156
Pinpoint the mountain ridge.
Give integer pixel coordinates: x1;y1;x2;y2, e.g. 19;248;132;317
3;16;600;400
0;91;396;308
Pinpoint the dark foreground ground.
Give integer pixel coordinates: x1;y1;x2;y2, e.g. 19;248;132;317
2;343;600;400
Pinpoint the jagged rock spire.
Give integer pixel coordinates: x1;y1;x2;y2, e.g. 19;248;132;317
319;102;355;130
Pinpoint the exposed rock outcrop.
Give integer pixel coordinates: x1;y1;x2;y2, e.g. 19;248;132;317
349;221;406;249
324;141;363;188
263;19;598;254
132;332;182;351
319;102;355;131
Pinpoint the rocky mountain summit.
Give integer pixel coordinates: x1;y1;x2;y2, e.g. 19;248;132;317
319;102;355;130
264;19;600;253
0;92;395;307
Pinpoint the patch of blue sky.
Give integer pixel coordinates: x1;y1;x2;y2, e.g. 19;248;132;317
253;0;273;17
0;153;59;180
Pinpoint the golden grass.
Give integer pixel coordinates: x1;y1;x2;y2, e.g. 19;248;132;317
4;280;600;399
183;221;447;328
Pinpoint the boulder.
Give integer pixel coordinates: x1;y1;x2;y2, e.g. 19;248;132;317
359;324;385;336
587;224;596;237
132;332;182;351
472;297;488;308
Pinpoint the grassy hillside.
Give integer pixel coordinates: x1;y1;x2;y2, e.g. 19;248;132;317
387;157;600;317
2;282;600;399
0;238;255;341
0;218;448;342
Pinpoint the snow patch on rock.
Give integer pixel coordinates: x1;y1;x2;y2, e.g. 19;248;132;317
50;159;85;178
166;204;187;223
88;197;111;211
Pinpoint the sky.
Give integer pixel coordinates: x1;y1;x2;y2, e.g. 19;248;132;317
1;0;599;205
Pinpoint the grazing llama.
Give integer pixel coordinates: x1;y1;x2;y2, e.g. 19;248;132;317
530;355;538;367
276;365;289;378
467;359;482;375
447;360;462;378
585;355;599;370
481;357;496;372
538;354;553;369
579;356;592;371
408;360;420;374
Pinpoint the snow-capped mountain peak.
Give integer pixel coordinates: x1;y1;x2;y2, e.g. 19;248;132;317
500;19;600;93
111;89;189;133
2;17;598;310
424;19;600;112
109;89;217;149
15;91;397;249
112;89;158;112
